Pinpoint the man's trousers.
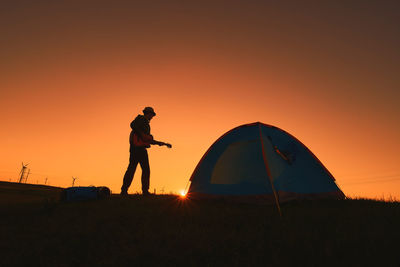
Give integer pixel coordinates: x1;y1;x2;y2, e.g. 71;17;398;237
121;147;150;193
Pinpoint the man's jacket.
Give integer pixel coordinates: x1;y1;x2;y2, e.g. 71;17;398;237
129;115;151;148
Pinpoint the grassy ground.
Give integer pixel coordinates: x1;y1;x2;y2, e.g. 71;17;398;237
0;181;399;266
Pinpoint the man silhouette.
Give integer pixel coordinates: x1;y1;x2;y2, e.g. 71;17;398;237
121;107;171;195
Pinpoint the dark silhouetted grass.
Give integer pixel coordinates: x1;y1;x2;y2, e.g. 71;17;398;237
0;181;399;266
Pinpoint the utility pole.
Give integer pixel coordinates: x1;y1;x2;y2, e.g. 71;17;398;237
72;177;77;187
18;162;29;183
44;177;48;185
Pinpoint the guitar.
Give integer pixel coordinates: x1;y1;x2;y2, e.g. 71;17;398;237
131;132;172;148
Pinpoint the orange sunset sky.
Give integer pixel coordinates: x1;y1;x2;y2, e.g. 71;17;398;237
1;1;399;199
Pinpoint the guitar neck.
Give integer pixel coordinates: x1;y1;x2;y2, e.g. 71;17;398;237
153;140;171;148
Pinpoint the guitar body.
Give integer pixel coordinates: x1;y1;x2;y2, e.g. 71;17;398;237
130;132;153;147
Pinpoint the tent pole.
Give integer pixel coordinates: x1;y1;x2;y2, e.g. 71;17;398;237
258;124;282;217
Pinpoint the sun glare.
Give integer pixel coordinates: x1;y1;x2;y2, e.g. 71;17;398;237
180;190;187;198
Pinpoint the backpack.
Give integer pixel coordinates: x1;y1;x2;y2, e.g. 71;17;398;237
61;186;111;202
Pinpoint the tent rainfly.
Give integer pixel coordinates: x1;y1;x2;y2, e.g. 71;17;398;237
187;122;345;203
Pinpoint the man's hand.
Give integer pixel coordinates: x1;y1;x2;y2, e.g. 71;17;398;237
164;143;172;148
160;142;172;148
154;140;172;148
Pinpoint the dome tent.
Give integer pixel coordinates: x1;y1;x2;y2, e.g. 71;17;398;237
187;122;345;203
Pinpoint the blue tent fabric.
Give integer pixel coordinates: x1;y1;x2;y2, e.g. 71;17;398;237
188;122;344;202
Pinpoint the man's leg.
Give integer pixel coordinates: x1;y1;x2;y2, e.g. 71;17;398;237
121;152;139;194
139;149;150;194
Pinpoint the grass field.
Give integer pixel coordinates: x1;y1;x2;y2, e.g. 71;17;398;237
0;181;399;266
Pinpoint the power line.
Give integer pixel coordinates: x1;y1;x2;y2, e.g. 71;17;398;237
341;176;400;185
0;170;19;174
338;173;400;181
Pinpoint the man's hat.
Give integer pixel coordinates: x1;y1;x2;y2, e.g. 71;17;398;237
143;107;156;116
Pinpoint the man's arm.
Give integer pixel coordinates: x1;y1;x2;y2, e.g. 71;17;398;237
150;139;172;148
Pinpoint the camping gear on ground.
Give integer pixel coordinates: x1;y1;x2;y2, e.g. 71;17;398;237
187;122;345;203
61;186;111;202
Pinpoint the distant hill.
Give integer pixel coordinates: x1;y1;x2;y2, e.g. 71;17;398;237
0;181;63;204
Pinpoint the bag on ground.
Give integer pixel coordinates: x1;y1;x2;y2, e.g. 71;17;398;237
61;186;111;202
